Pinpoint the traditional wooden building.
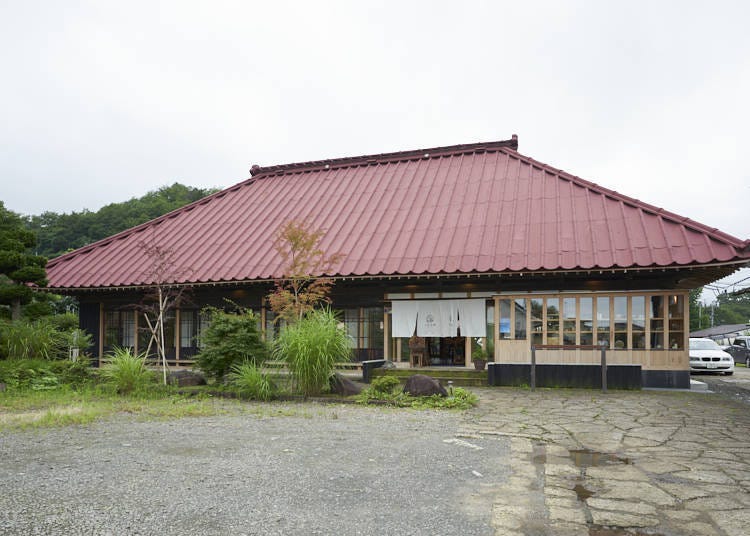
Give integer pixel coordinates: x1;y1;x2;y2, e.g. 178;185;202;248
45;137;750;388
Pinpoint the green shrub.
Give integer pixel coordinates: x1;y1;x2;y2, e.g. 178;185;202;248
195;308;269;381
273;308;352;396
0;359;93;390
229;361;276;400
0;319;68;360
356;383;478;409
99;347;155;394
46;313;80;332
410;387;478;409
20;300;55;321
370;375;401;395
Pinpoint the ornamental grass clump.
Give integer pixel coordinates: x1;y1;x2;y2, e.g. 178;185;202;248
229;361;277;401
0;319;67;360
273;308;352;397
99;347;155;395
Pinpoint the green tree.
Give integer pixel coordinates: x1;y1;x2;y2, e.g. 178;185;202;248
25;183;217;258
689;288;705;331
0;202;47;320
713;291;750;326
267;220;343;324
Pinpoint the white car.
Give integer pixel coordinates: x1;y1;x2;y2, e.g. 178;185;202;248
689;337;735;375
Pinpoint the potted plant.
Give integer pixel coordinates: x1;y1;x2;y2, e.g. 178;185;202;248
472;345;488;371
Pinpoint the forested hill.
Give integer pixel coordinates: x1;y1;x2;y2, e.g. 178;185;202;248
25;183;218;258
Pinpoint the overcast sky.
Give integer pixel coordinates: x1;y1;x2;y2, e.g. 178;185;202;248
2;1;749;298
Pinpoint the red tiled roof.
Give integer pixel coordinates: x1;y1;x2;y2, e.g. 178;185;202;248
46;137;750;289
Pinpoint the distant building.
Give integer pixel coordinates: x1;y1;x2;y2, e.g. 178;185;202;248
45;137;750;388
690;324;750;346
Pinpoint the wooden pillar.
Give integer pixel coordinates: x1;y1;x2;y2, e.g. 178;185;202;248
383;310;390;361
98;303;104;363
464;336;471;368
175;308;181;363
494;296;500;361
134;310;139;355
261;304;267;342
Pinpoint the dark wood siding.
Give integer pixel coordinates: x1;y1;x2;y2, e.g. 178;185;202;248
79;301;100;359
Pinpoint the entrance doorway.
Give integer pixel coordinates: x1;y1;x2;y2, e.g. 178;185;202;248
418;336;466;366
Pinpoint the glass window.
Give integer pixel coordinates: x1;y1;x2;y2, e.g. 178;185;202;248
499;299;511;340
667;295;684;349
563;297;576;344
530;298;543;345
596;297;610;348
138;310;175;357
613;297;627;349
579;297;593;345
343;308;359;348
514;298;527;340
179;309;211;349
650;296;665;349
104;310;135;349
104;311;120;348
362;307;384;350
546;298;560;345
632;296;645;349
180;310;196;348
485;302;495;357
264;310;285;341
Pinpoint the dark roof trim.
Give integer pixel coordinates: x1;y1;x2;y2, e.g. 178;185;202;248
249;136;519;177
43;260;747;293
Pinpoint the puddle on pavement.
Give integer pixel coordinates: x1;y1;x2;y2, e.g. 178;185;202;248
573;482;594;501
569;449;631;467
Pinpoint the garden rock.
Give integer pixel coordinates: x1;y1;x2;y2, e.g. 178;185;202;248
167;370;207;387
329;373;364;396
0;382;5;392
403;374;447;397
380;360;397;370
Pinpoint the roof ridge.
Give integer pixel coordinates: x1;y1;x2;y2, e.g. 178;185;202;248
506;150;749;249
248;136;519;177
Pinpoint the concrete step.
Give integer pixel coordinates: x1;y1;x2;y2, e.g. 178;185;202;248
690;379;708;391
371;367;488;387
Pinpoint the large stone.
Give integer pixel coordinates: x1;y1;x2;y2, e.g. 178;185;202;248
329;373;364;396
402;374;447;397
167;369;207;387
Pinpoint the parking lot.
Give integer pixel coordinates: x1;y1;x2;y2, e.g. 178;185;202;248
692;364;750;406
2;375;750;535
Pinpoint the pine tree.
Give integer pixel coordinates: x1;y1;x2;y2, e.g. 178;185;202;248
0;202;47;320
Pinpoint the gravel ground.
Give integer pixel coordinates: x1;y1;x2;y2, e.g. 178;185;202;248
0;403;510;535
694;367;750;406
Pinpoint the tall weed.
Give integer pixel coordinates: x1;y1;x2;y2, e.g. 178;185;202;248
273;308;352;396
0;320;68;360
229;361;276;400
99;347;155;394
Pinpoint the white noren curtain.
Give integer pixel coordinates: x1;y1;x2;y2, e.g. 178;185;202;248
391;301;418;337
457;299;486;337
